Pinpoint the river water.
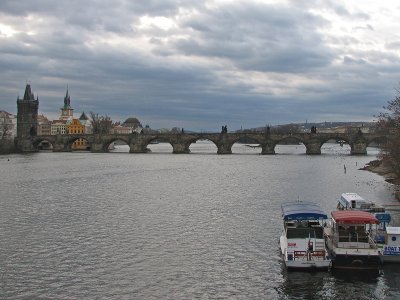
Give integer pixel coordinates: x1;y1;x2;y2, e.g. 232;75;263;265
1;142;399;299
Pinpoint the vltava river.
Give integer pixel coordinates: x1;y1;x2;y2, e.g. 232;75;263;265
0;142;399;299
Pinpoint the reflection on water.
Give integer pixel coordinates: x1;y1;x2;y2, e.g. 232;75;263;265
0;143;399;299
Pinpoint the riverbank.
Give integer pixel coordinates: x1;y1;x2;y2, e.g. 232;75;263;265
361;159;400;200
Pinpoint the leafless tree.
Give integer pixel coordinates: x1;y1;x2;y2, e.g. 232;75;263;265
90;111;113;134
376;88;400;179
0;122;12;139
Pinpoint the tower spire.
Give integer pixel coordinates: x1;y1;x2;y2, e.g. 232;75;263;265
64;86;71;108
23;83;35;100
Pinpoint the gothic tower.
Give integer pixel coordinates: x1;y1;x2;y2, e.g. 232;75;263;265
60;89;74;121
16;83;39;151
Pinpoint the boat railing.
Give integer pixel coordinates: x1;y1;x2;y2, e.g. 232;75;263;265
368;236;378;249
335;231;378;249
292;250;326;261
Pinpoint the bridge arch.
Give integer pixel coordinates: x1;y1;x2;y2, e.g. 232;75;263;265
66;136;91;151
231;135;263;154
145;137;174;153
33;137;55;151
103;137;130;152
188;137;218;154
275;136;307;154
320;137;351;155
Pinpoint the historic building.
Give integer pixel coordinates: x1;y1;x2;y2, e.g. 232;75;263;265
123;117;142;130
16;84;39;151
37;114;51;136
0;110;17;139
66;118;88;150
51;119;67;135
79;112;92;134
60;89;74;121
110;125;132;134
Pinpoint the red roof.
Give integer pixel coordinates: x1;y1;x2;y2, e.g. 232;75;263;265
331;210;379;224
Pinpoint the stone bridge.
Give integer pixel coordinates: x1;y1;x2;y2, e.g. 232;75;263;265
29;131;387;155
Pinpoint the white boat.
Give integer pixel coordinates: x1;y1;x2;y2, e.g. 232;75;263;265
280;201;331;270
337;192;385;212
324;210;382;271
371;214;400;263
381;227;400;263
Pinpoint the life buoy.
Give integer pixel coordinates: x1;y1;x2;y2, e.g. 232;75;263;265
351;259;363;266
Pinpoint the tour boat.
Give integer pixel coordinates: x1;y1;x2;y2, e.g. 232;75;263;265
324;210;382;271
280;201;331;270
336;192;385;212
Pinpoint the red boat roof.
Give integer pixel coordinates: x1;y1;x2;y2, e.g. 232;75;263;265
331;210;379;224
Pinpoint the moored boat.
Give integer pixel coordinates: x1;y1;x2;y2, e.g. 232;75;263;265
337;192;385;212
280;201;331;270
381;227;400;263
324;210;382;271
372;214;400;263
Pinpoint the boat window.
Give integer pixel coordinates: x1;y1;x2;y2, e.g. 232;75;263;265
393;236;397;242
287;228;318;239
314;227;323;239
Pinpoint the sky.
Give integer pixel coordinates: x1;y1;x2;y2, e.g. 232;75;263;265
0;0;400;131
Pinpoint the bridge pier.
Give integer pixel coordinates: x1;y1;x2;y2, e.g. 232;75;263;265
217;143;232;154
172;143;190;154
305;141;322;155
52;143;67;152
91;143;106;153
261;142;276;155
52;135;68;152
350;141;367;155
129;142;149;153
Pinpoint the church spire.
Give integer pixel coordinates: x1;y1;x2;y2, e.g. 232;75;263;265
60;87;74;120
23;84;35;100
64;87;71;108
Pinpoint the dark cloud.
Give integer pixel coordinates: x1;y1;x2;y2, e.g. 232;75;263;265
0;0;398;131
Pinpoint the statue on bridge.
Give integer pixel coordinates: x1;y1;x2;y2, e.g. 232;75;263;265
311;126;317;134
221;125;228;134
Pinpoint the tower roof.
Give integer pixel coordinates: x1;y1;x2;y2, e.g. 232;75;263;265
123;117;141;126
23;84;35;100
79;111;89;120
64;88;71;108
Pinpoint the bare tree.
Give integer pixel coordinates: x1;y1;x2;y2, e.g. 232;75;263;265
0;123;11;140
376;88;400;179
0;121;12;139
90;111;113;134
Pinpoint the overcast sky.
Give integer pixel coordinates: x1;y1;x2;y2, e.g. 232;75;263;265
1;0;399;131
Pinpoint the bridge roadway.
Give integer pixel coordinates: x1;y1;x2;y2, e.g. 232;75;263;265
29;131;386;155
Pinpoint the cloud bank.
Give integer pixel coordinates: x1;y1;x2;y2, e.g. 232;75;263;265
1;0;399;130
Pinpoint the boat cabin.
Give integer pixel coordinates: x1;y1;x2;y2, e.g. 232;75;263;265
381;227;400;261
285;220;324;240
329;210;379;249
337;192;385;212
385;227;400;247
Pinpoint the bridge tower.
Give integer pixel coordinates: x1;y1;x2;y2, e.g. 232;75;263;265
16;83;39;152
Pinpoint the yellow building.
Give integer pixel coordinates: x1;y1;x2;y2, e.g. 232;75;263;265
67;118;88;150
